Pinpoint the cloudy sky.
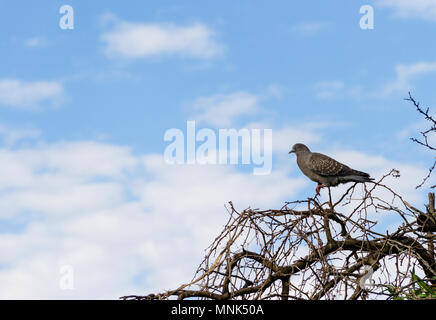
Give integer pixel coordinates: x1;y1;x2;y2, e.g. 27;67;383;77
0;0;435;299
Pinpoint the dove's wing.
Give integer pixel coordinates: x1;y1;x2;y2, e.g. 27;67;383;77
307;153;356;177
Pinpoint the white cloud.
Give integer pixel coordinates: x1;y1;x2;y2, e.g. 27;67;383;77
314;81;362;100
396;119;435;143
315;81;345;99
101;19;223;59
0;139;308;298
0;124;40;146
24;37;45;48
317;62;436;99
0;79;64;109
0;121;427;299
376;0;436;21
263;83;289;99
291;22;327;35
244;122;323;154
190;91;261;127
380;61;436;96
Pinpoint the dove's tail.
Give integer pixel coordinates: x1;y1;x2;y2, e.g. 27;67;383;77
339;175;374;184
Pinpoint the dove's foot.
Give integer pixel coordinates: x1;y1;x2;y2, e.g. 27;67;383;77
315;183;325;196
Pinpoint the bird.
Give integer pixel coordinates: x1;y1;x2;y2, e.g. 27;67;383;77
289;143;374;195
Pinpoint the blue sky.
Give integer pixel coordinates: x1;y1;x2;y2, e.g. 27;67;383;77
1;0;435;158
0;0;435;298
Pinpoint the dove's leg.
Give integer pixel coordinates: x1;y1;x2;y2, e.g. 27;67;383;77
315;183;325;196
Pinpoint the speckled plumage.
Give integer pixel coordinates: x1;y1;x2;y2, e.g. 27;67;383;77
289;143;373;193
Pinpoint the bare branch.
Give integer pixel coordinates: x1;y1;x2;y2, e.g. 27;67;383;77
121;170;436;300
405;92;436;189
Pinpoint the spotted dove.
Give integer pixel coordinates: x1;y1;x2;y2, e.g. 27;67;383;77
289;143;374;195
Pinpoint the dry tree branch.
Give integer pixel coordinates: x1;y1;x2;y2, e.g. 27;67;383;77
405;92;436;189
121;170;436;301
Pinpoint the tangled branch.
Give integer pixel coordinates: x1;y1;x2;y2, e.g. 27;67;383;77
405;92;436;189
122;170;436;300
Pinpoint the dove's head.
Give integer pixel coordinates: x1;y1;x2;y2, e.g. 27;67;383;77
289;143;310;155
